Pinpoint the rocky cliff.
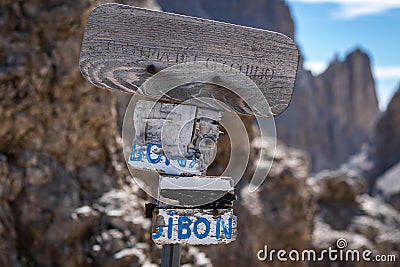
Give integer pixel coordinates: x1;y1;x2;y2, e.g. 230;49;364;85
372;87;400;211
375;86;400;175
374;162;400;212
276;50;380;172
0;0;157;266
309;170;400;267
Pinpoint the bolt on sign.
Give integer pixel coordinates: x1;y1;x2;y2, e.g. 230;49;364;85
79;3;299;246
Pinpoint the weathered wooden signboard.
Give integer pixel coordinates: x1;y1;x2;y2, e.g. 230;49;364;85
79;3;299;116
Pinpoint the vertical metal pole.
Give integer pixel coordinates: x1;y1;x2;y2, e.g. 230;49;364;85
161;244;181;267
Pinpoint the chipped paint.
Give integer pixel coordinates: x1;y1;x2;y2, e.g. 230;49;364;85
128;143;201;175
129;100;222;174
152;208;237;245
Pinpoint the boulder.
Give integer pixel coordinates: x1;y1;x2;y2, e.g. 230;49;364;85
374;162;400;212
309;169;367;202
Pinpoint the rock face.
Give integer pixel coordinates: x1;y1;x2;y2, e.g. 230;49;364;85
157;0;295;39
0;1;117;169
0;0;114;265
364;86;400;204
309;169;366;202
311;196;400;267
310;173;400;267
203;142;400;267
0;0;158;266
374;162;400;212
276;50;380;172
0;156;21;267
202;139;316;267
375;87;400;175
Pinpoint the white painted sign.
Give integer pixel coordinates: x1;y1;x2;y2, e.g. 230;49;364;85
152;208;237;245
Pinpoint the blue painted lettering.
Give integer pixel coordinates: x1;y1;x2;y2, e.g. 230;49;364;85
152;226;163;239
216;217;233;239
189;159;195;168
129;144;144;161
178;216;192;239
146;144;162;163
193;217;210;239
168;211;174;238
177;159;187;167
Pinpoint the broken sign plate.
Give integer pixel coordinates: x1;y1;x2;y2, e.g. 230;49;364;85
152;208;237;245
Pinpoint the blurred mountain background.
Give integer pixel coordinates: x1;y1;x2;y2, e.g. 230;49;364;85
0;0;399;266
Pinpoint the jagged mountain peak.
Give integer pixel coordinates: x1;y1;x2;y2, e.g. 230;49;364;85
376;85;400;175
276;47;379;171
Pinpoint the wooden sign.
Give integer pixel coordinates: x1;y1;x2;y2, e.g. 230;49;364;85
79;4;299;116
152;208;237;245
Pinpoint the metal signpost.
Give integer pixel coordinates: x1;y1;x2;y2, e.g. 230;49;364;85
79;3;299;266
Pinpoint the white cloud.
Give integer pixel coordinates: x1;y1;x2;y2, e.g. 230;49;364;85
373;66;400;79
304;61;400;80
303;61;328;76
303;61;400;109
287;0;400;19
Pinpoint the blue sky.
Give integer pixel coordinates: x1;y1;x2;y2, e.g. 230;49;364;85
286;0;400;110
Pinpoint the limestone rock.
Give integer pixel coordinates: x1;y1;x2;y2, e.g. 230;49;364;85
0;155;21;267
0;0;118;170
309;169;367;202
375;87;400;175
0;201;21;267
0;155;23;201
79;184;212;267
201;139;316;267
12;153;86;267
312;195;400;267
276;50;380;172
374;162;400;212
0;0;159;266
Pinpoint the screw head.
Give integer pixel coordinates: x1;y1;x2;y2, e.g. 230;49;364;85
147;64;157;74
212;209;219;218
